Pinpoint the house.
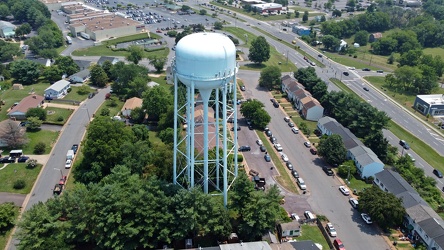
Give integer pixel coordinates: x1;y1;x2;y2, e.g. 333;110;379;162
0;120;21;147
281;75;305;102
69;69;90;83
374;170;444;249
292;25;311;36
277;220;301;238
300;97;324;121
369;32;382;43
413;94;444;117
97;56;119;66
8;95;45;120
0;21;16;38
121;97;143;117
74;60;92;70
44;79;71;99
348;145;384;178
317;116;384;178
27;58;52;67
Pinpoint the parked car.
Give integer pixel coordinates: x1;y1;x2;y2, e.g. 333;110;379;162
284;117;291;122
326;223;337;237
343;72;349;76
0;157;16;163
17;156;30;163
304;210;315;220
291;127;299;134
238;146;251;152
270;136;277;144
264;154;271;162
260;145;266;152
333;239;346;250
433;169;443;178
323;166;334;176
291;170;299;178
399;140;410;149
266;130;272;137
240;85;246;91
339;186;350;196
286;162;294;170
361;213;372;224
280;152;289;162
362;68;371;71
274;143;283;151
256;139;263;146
65;159;72;169
310;148;318;155
304;141;311;148
349;197;359;209
288;122;295;127
249;169;259;176
72;144;79;154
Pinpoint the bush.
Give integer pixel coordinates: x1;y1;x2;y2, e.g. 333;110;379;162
13;179;26;190
108;100;117;107
100;108;110;116
34;142;46;154
237;154;243;162
77;85;91;95
353;55;357;58
27;159;38;169
57;116;64;122
67;88;72;93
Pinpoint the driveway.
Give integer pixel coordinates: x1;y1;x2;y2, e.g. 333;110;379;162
0;192;26;207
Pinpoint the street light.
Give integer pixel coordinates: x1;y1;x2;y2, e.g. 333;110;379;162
54;168;63;179
340;165;351;185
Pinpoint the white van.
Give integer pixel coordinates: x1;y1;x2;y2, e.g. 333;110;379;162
66;150;74;160
304;210;315;220
297;178;306;190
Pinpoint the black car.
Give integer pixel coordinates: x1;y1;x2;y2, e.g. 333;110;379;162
88;92;95;99
343;72;349;76
269;136;277;144
260;145;266;152
362;68;371;71
363;86;369;91
323;166;334;176
240;86;246;91
286;162;294;170
292;170;299;178
238;146;251;152
230;126;241;131
273;102;279;108
434;169;443;178
72;144;79;154
17;156;30;163
266;130;272;137
248;124;254;130
399;140;410;150
0;157;16;163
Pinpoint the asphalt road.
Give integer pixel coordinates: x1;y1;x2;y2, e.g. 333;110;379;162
238;70;390;250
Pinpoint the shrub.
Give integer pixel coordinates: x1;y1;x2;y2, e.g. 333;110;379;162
13;180;26;190
353;55;357;58
77;85;91;95
67;88;72;93
237;154;243;162
108;100;117;107
27;159;38;169
34;142;46;154
57;116;64;122
100;108;110;116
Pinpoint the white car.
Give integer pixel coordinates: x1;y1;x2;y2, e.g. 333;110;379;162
304;141;311;148
284;116;290;122
339;186;350;196
65;159;72;169
348;67;356;70
326;222;337;237
274;143;283;151
291;127;299;134
256;139;263;146
407;153;416;162
361;213;373;224
280;152;289;162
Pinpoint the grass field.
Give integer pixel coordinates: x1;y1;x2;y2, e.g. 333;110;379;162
22;130;59;155
96;96;124;117
423;48;444;58
44;107;74;125
297;224;330;250
0;228;13;250
0;163;42;194
65;86;96;102
223;27;297;72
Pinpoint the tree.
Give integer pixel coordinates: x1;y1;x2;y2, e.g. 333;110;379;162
33;142;46;154
214;21;223;30
90;64;108;87
372;37;398;55
26;117;43;131
240;99;264;120
126;45;144;64
38;48;59;60
199;9;207;15
332;9;341;17
0;202;17;231
322;35;340;51
317;134;347;165
0;40;20;62
295;10;300;18
363;131;389;163
15;23;32;37
258;66;281;89
181;5;191;11
251;108;271;129
0;120;28;148
149;56;167;73
158;127;175;144
359;186;405;230
10;60;41;85
354;30;369;46
248;36;270;64
110;63;149;97
54;56;79;76
43;65;62;83
302;11;309;22
26;108;47;121
320;15;326;22
142;86;172;120
0;4;11;19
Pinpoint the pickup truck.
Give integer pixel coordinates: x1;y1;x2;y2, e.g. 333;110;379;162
53;184;63;195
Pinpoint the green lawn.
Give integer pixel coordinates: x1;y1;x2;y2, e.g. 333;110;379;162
0;163;42;194
348;177;372;192
21;130;59;155
297;224;330;250
96;96;124;117
222;27;297;72
65;86;96;102
0;227;14;250
44;107;74;125
322;52;386;71
424;47;444;58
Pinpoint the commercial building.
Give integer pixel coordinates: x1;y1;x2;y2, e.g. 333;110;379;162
413;94;444;117
40;0;76;11
292;26;311;36
251;3;283;13
0;21;16;38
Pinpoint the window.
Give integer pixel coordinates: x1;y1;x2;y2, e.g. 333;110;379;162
375;178;379;183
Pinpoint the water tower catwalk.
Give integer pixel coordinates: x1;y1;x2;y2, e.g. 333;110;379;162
172;32;239;206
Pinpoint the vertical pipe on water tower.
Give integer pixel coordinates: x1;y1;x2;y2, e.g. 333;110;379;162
173;73;178;185
215;88;220;190
222;81;228;206
190;82;196;188
200;88;212;194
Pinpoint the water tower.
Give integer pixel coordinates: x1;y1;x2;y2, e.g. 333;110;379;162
172;32;239;206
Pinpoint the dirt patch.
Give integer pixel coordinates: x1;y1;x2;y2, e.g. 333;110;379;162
27;155;50;166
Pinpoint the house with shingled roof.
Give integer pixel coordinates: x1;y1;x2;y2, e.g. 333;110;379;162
8;95;45;120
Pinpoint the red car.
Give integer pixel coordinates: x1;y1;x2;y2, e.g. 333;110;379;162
333;239;346;250
156;30;162;33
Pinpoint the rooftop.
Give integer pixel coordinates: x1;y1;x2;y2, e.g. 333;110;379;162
45;80;70;92
8;95;44;115
121;97;143;111
417;94;444;105
69;13;141;32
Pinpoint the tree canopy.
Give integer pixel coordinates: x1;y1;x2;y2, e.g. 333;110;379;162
240;99;270;129
90;64;108;87
258;66;281;89
10;60;41;85
126;45;144;64
317;134;347;165
248;36;270;64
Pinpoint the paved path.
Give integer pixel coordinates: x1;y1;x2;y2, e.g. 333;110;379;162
0;193;26;207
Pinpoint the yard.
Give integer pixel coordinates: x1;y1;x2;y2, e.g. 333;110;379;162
44;107;74;125
64;85;97;102
96;96;125;117
297;224;330;250
0;163;42;194
21;130;59;155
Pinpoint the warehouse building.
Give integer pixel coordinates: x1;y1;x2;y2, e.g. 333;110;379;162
414;94;444;117
40;0;78;11
251;3;283;13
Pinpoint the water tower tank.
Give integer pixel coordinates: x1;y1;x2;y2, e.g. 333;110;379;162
175;32;237;90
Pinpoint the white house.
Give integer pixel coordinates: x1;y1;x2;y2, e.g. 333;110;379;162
348;145;384;178
277;220;301;238
69;69;90;83
45;79;71;99
300;97;324;121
